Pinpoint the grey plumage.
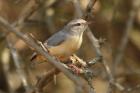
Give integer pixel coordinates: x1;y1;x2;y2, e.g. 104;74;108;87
44;30;67;47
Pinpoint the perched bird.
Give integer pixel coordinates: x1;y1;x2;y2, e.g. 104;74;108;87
30;19;88;63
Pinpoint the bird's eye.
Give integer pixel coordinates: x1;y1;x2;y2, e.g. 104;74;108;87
74;23;81;26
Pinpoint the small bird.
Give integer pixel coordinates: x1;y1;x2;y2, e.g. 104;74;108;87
31;19;88;63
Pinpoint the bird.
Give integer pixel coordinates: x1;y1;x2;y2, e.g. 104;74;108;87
30;18;88;63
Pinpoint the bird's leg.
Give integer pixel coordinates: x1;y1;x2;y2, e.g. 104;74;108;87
60;62;82;75
64;55;87;75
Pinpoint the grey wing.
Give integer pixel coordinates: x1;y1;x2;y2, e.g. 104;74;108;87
31;31;66;61
44;31;67;46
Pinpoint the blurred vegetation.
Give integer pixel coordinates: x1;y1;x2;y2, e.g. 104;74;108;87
0;0;140;93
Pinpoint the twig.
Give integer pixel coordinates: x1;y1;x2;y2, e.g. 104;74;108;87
113;1;140;73
84;0;97;20
6;36;31;92
71;54;87;67
14;0;56;28
125;84;140;92
14;0;43;27
33;68;59;93
0;16;83;90
3;0;44;36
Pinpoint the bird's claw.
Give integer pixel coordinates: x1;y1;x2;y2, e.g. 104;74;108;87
68;64;82;75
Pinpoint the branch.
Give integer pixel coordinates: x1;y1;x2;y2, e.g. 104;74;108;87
6;36;31;92
72;0;125;92
32;68;60;93
14;0;44;27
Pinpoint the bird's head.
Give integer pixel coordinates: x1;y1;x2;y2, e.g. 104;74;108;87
65;19;88;33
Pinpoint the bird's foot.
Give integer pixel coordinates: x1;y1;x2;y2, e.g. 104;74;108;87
67;64;82;75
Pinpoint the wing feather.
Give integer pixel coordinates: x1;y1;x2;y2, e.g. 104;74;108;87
44;31;67;46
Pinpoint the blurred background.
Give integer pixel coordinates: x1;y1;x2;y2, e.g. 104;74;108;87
0;0;140;93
